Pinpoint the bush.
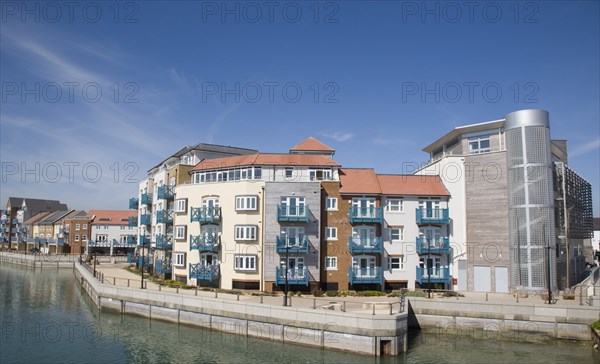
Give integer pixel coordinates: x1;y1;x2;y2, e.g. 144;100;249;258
311;287;324;297
441;291;464;298
356;290;386;297
325;290;339;297
592;320;600;331
404;290;427;297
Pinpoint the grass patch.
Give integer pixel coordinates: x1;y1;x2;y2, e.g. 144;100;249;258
355;290;386;297
592;320;600;331
404;290;427;297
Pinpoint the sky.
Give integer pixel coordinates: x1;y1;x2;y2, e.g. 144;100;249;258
1;1;599;214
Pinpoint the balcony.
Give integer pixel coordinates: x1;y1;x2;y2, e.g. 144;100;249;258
128;217;138;227
275;267;309;286
416;236;450;254
348;207;383;224
189;263;220;281
348;236;383;254
276;235;309;254
156;210;173;224
157;185;174;200
190;207;221;224
139;235;150;246
154;259;172;274
47;238;65;246
349;267;383;285
129;197;139;210
190;234;221;252
415;266;451;284
155;234;172;250
141;193;152;205
125;235;137;245
277;205;309;222
138;256;153;270
416;208;449;224
89;239;112;247
140;214;151;226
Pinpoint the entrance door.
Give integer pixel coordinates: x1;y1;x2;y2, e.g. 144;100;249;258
474;266;491;292
495;267;509;293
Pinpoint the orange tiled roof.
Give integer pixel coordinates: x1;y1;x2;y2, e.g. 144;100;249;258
191;153;339;171
339;169;381;194
290;137;334;152
89;210;137;225
377;175;450;196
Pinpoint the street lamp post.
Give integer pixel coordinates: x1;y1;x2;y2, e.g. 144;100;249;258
543;222;552;304
427;240;432;299
140;240;145;289
282;231;289;306
93;250;97;278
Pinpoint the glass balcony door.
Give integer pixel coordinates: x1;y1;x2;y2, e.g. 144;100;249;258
352;256;376;277
352;226;376;247
280;257;305;278
420;257;441;277
202;224;219;242
352;198;375;218
281;226;305;247
281;197;305;217
421;228;441;247
200;253;218;266
419;200;441;218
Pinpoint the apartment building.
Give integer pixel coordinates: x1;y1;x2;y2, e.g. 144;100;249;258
63;215;93;255
31;210;76;254
417;109;594;292
88;210;138;255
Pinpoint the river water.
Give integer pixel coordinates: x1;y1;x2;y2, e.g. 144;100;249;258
1;264;598;363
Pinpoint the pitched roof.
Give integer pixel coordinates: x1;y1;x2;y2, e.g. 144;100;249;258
149;143;259;171
6;197;68;212
339;169;381;194
191;153;339;171
89;210;137;225
290;137;334;152
38;210;73;225
377;175;450;196
23;211;53;225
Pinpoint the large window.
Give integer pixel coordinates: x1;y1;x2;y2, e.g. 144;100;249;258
387;256;405;271
173;252;185;267
325;227;337;240
468;136;491;154
385;199;403;212
235;255;257;271
325;256;337;270
174;225;187;240
235;225;257;241
309;168;332;181
389;227;404;241
193;167;263;184
235;196;258;211
175;199;187;213
326;197;338;211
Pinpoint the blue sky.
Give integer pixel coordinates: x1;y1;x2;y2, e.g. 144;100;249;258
1;1;599;213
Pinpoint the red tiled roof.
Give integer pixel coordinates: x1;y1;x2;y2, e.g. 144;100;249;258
191;153;339;171
89;210;137;225
377;175;450;196
339;169;381;194
290;137;334;152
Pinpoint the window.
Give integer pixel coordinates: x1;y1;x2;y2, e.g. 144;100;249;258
173;252;186;267
387;256;405;270
326;197;338;211
309;168;332;181
285;167;293;179
175;199;187;213
385;199;403;212
325;227;337;240
390;227;404;241
75;235;80;241
75;224;80;231
96;225;100;230
235;225;257;241
82;235;87;241
234;255;257;271
235;196;258;211
174;225;187;240
104;225;108;229
468;136;491;154
82;224;87;229
193;167;263;184
120;226;125;230
325;256;338;270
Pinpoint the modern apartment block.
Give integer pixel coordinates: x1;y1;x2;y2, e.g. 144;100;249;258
417;109;594;292
88;210;138;256
63;215;93;255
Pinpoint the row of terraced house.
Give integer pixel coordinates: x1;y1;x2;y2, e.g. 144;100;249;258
126;110;594;293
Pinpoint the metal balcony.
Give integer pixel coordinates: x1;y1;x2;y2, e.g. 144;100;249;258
190;207;221;224
189;234;221;252
128;217;138;227
189;264;220;281
129;197;139;210
156;210;173;224
416;208;449;224
348;236;383;254
138;235;150;246
277;205;309;222
349;207;383;224
141;193;152;205
155;234;172;250
276;235;309;254
416;236;450;254
416;266;451;284
154;259;172;274
157;185;174;200
349;267;383;285
275;267;309;285
125;235;137;245
140;214;151;226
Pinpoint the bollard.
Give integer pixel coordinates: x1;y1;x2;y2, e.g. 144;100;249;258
215;289;218;298
159;285;161;291
113;277;116;285
486;293;488;302
237;293;240;301
389;303;393;315
313;298;316;309
517;294;519;303
579;287;583;306
127;279;130;287
372;305;375;315
195;287;198;296
260;295;264;304
176;287;180;294
289;296;292;307
343;301;346;312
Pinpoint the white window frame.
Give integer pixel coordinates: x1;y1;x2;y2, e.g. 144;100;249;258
285;167;294;179
83;224;88;229
235;196;258;211
387;256;405;271
309;168;333;181
74;235;80;241
325;227;337;240
468;136;491;154
326;197;338;211
235;225;257;241
174;225;187;240
385;199;403;212
389;227;404;241
173;252;186;267
75;224;80;231
325;256;338;270
234;255;257;271
175;198;187;213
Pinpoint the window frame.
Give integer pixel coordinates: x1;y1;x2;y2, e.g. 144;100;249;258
468;136;491;154
389;227;404;241
387;256;405;271
173;252;186;267
234;225;258;241
326;197;338;211
234;255;258;271
325;227;337;241
175;198;188;213
325;256;338;270
235;195;258;211
174;225;187;240
385;198;404;212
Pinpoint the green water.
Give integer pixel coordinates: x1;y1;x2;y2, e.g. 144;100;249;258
0;264;598;363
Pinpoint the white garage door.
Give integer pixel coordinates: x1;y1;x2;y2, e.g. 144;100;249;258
495;267;509;293
474;266;491;292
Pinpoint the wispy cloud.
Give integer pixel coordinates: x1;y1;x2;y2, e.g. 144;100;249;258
569;138;600;158
320;131;353;142
167;68;189;88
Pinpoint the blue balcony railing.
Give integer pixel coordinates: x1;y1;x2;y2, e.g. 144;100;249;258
416;236;450;254
157;185;174;200
416;208;449;224
127;253;135;263
140;214;151;226
154;259;172;274
139;235;150;246
128;217;138;227
416;266;451;284
129;197;139;210
190;207;221;223
125;235;137;245
141;193;152;205
349;206;383;224
138;256;153;270
189;234;221;252
189;264;220;281
156;210;173;224
155;234;172;250
348;236;383;254
275;267;309;286
276;235;309;254
277;205;309;222
349;267;383;285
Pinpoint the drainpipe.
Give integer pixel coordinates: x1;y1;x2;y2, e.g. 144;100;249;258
260;186;266;292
